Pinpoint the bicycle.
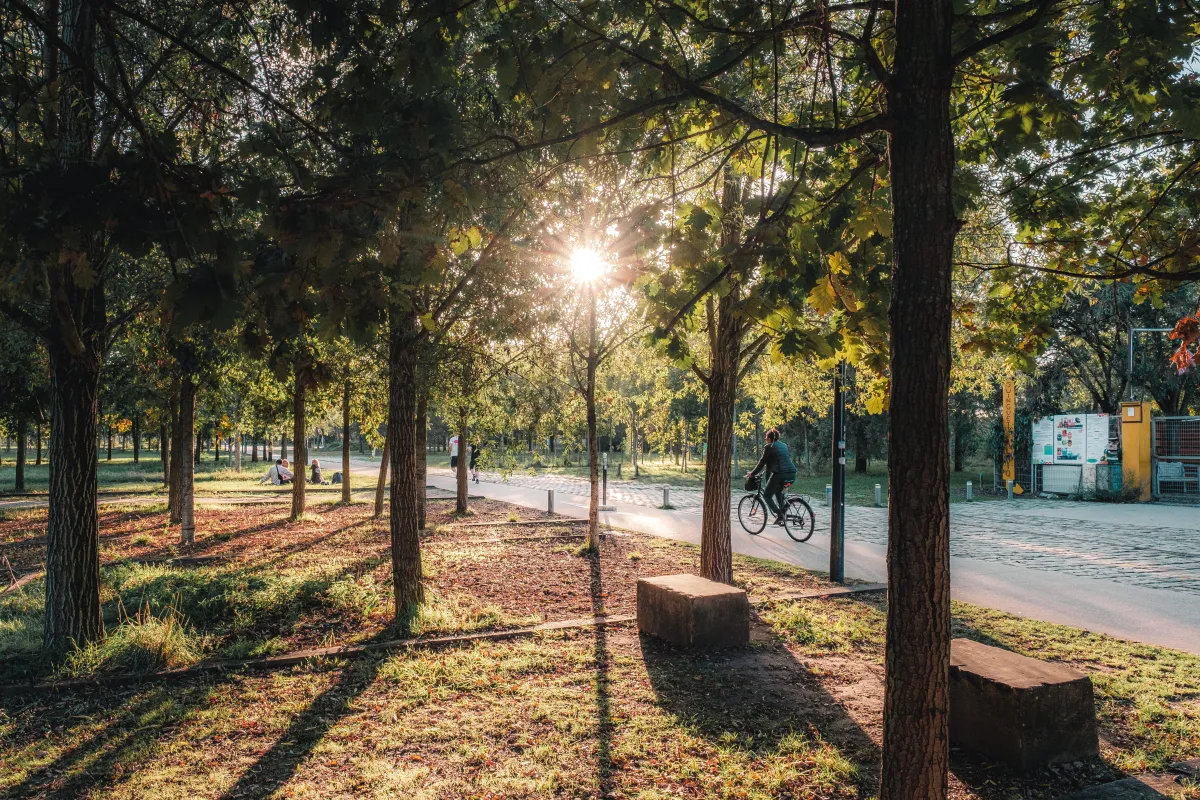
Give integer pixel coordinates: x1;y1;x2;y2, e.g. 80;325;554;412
737;474;816;542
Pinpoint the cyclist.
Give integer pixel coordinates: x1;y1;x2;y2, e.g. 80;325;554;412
747;428;797;526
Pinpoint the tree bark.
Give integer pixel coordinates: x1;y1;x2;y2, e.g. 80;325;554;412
179;376;196;545
881;2;956;798
159;420;168;486
43;332;104;650
374;424;390;519
14;418;27;492
388;313;423;613
281;435;287;462
235;428;242;472
291;370;306;520
342;379;352;503
132;415;140;464
416;389;428;530
251;434;258;463
169;381;183;523
36;421;42;466
699;294;743;585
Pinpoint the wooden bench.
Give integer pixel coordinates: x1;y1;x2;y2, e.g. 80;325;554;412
950;638;1099;770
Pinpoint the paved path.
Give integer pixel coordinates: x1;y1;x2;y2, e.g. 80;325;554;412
424;466;1200;655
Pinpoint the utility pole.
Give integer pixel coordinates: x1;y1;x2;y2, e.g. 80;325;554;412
830;361;847;583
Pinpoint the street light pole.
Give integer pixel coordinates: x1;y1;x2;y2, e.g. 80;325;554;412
830;361;847;583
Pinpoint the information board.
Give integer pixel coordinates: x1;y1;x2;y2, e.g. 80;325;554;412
1053;415;1086;464
1032;417;1055;464
1085;413;1111;464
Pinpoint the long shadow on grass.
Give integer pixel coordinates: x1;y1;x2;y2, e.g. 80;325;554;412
641;600;882;797
587;547;615;797
212;629;397;800
1;676;232;799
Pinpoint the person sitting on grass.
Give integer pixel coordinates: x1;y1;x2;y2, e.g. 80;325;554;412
260;458;293;485
310;458;327;485
747;428;797;526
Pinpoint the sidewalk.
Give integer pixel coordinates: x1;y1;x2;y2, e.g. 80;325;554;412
427;469;1200;655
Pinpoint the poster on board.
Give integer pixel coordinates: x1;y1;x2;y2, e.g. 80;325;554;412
1053;414;1085;464
1032;417;1055;464
1085;413;1111;464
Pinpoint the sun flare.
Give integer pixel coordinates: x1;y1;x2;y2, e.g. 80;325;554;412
568;247;608;284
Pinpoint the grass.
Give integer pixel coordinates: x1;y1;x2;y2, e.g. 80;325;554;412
3;496;1199;798
763;593;1200;775
0;455;363;499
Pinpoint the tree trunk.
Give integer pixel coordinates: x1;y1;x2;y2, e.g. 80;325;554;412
132;415;140;464
43;332;104;650
700;296;743;585
14;418;27;492
388;314;423;613
374;424;390;519
630;412;639;478
251;435;258;463
179;376;197;544
106;426;112;461
341;380;352;503
235;428;242;472
267;437;272;461
881;3;956;798
281;435;287;462
854;415;870;474
159;420;168;486
291;370;307;520
416;389;428;530
169;382;183;523
585;286;601;549
36;421;42;466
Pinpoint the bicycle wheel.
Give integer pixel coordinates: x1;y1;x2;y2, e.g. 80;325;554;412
782;497;816;542
737;494;768;534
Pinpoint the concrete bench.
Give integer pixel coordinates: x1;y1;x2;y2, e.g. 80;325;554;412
950;638;1099;770
637;574;749;649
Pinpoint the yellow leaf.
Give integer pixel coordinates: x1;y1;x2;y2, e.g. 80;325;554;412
827;251;851;275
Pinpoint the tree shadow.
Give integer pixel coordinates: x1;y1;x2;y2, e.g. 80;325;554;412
588;549;615;797
1;675;233;799
212;643;389;800
640;608;883;797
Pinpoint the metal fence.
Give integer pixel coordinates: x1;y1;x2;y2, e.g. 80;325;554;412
1152;417;1200;503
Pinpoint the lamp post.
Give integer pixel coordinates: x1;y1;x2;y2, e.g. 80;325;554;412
830;360;847;584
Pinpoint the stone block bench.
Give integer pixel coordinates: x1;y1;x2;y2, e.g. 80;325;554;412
950;638;1099;771
637;574;749;649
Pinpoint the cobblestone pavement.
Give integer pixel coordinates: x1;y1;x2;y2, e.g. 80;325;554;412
433;467;1200;597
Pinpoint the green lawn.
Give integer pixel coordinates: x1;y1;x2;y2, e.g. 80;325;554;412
431;452;1003;505
0;454;363;499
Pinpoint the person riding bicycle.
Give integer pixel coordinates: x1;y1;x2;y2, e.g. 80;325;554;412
747;428;797;526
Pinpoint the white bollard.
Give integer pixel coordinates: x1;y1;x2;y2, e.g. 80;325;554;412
662;487;670;508
874;484;882;508
547;489;554;514
966;481;973;501
1006;479;1014;500
825;484;832;507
